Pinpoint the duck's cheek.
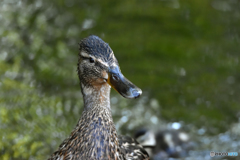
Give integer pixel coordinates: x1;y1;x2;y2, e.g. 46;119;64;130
78;64;84;73
101;70;108;81
95;78;107;84
92;71;108;85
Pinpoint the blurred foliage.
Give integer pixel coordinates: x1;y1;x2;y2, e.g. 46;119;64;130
0;0;240;159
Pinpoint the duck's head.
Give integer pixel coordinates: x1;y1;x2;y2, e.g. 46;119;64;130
78;35;142;99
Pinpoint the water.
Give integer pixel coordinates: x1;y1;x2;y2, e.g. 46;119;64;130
0;0;239;159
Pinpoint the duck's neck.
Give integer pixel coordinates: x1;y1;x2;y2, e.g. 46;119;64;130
70;82;122;159
81;83;111;110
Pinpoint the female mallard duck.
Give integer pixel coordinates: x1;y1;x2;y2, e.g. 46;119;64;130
48;35;149;160
135;129;193;159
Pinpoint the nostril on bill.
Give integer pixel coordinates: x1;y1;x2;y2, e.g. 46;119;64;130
112;75;119;81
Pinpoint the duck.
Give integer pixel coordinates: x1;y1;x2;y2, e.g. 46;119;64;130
48;35;149;160
135;128;193;160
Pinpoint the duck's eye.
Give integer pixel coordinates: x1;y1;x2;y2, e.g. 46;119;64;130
89;57;95;63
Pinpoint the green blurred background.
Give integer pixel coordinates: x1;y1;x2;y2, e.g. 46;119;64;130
0;0;240;159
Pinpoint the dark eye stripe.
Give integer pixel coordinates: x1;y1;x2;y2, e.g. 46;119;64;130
80;55;95;63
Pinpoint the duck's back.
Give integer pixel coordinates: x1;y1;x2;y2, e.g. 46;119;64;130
119;135;149;160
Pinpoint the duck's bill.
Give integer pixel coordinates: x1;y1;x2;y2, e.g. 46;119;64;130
107;66;142;99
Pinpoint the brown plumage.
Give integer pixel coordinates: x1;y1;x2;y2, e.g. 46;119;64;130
48;35;149;160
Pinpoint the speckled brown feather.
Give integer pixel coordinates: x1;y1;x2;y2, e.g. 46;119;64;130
48;35;149;160
49;104;123;160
